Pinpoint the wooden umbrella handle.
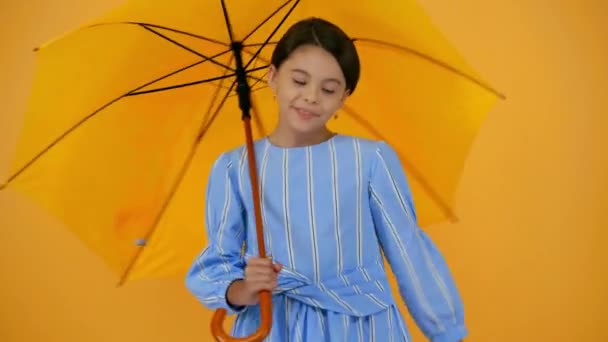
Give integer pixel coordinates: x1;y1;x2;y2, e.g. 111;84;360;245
211;291;272;342
210;117;272;341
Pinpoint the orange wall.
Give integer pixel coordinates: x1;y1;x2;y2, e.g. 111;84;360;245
1;1;605;341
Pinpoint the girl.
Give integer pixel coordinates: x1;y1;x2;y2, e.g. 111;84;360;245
186;17;467;342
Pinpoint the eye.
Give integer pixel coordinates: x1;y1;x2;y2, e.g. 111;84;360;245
293;79;306;86
322;88;336;95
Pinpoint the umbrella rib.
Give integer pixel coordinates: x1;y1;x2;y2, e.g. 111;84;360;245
245;64;270;89
352;38;506;99
242;42;278;48
341;105;459;223
220;0;235;42
241;48;271;91
243;0;301;70
241;0;295;43
248;71;269;90
34;21;230;52
240;64;269;84
242;50;270;90
117;80;238;286
127;64;267;98
82;22;229;47
140;24;235;72
0;49;234;190
228;84;269;97
202;54;235;127
197;81;238;143
128;73;235;96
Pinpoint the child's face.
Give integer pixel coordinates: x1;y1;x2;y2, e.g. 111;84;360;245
268;45;349;135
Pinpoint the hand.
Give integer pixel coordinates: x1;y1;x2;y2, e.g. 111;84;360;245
227;257;282;307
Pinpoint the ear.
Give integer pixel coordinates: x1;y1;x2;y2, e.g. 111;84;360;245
339;89;351;107
267;65;278;95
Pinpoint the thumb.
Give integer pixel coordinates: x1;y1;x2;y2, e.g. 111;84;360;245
273;262;283;272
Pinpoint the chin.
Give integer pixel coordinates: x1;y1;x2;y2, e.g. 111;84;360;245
288;120;326;135
289;112;323;129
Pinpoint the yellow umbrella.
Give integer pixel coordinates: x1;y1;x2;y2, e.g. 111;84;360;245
1;0;502;340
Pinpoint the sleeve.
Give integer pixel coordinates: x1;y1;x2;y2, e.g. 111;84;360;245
185;152;247;315
369;142;467;342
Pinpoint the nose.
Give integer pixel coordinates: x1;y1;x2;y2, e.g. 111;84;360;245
303;85;319;104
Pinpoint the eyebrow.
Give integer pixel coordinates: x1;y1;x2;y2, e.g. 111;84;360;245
291;68;342;84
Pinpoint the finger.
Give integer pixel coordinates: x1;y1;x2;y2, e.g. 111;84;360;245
246;265;277;277
246;272;277;283
248;280;277;293
272;262;283;272
247;258;273;267
261;280;278;291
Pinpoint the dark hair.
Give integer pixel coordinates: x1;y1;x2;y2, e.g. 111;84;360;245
270;17;361;94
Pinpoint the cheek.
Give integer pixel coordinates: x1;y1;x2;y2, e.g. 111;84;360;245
277;88;299;106
276;93;294;108
322;98;344;115
275;94;297;116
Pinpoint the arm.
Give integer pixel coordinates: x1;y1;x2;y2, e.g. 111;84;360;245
369;142;467;342
185;153;247;315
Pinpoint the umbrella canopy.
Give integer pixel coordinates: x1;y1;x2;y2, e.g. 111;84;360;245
0;0;501;288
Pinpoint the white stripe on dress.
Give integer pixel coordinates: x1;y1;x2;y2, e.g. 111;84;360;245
260;142;272;255
283;149;295;269
306;147;321;284
329;139;346;283
354;139;363;265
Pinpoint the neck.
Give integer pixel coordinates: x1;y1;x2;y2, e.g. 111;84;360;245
268;126;335;148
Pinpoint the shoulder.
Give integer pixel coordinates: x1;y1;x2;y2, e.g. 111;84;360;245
211;139;267;169
208;138;272;183
332;135;402;181
334;134;396;160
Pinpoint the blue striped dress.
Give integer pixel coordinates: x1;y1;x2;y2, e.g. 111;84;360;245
185;134;467;342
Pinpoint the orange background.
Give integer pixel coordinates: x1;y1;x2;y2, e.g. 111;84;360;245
0;0;605;341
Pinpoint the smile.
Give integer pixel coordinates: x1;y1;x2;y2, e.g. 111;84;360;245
294;107;320;120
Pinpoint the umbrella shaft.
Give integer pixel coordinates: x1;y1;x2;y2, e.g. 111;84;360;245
243;117;267;258
231;42;252;120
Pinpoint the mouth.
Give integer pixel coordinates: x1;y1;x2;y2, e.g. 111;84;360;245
293;107;320;120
